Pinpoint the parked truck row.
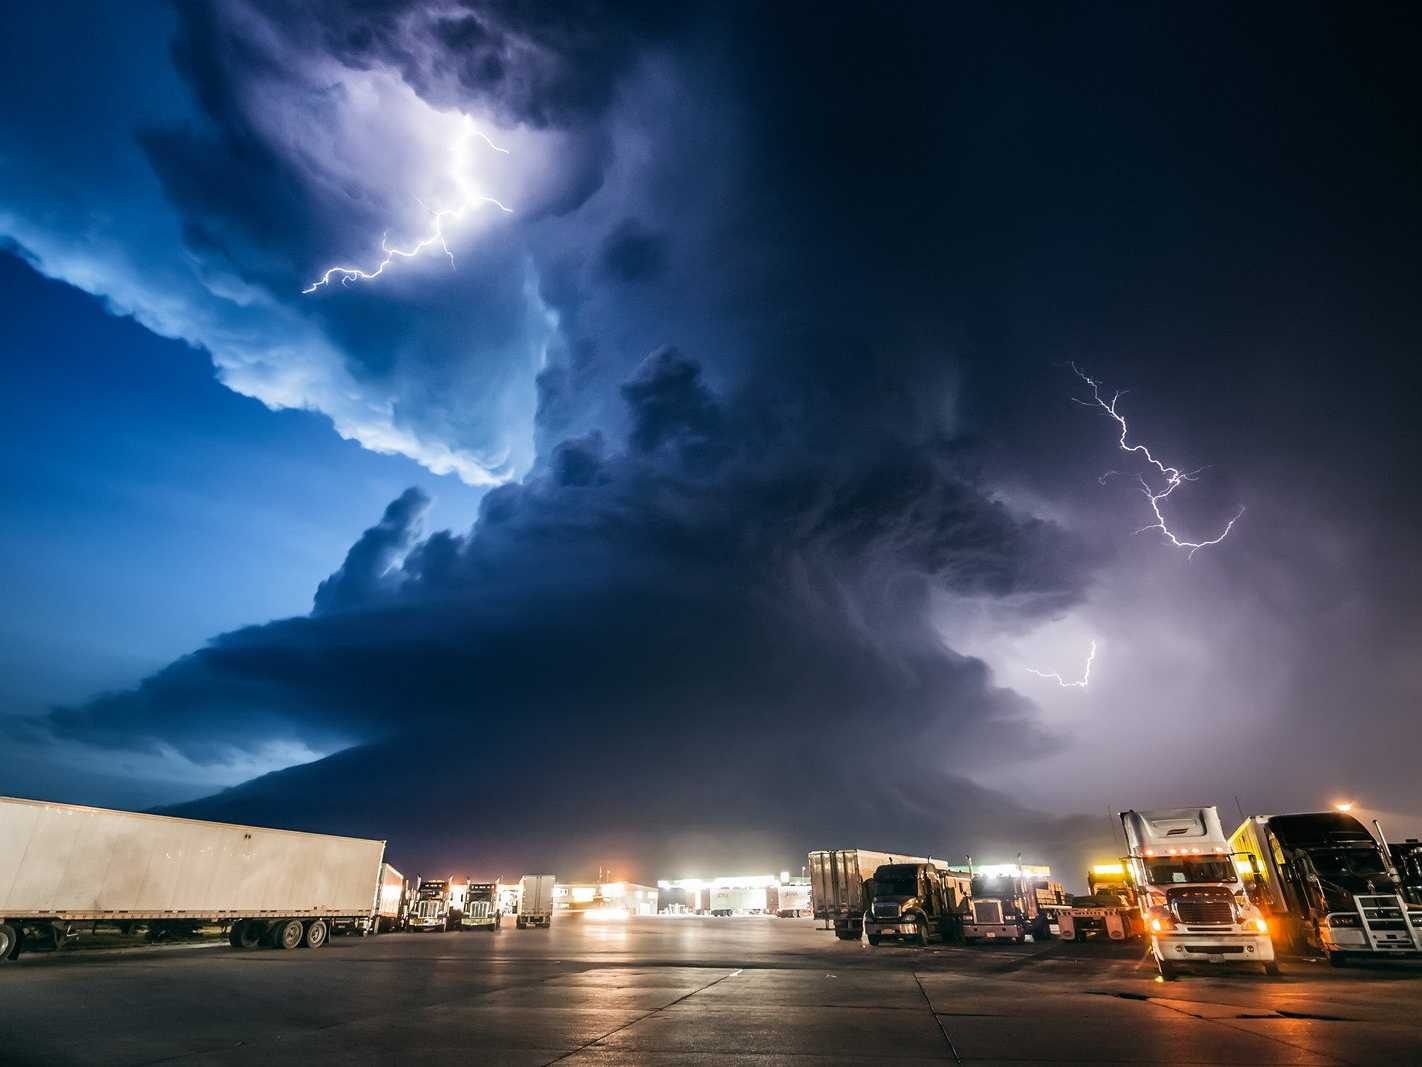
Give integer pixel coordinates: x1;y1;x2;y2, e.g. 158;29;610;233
0;796;557;963
812;805;1422;979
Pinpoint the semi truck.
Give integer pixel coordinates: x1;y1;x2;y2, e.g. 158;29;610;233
1230;812;1422;963
460;882;502;931
1392;840;1422;908
374;863;407;933
809;848;928;940
1122;807;1277;978
950;863;1067;942
864;860;970;946
407;878;456;931
1059;863;1143;942
0;795;386;961
517;874;555;928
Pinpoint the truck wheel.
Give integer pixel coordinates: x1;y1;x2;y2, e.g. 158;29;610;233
1263;962;1281;976
1157;960;1179;981
229;920;262;949
915;919;930;948
0;923;18;962
834;929;857;941
274;919;304;950
303;920;328;948
867;934;882;946
1073;930;1086;942
1327;951;1347;967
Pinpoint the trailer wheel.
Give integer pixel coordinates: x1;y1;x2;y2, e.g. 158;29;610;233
273;919;304;950
303;920;328;948
0;922;18;962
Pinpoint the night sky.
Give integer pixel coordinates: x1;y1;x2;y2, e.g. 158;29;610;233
2;2;1418;882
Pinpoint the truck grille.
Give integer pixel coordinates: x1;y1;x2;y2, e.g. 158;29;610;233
1173;900;1233;926
973;900;1004;925
872;902;900;918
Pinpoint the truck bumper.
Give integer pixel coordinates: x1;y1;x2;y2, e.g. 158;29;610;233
1154;932;1274;963
963;923;1023;941
864;921;920;939
1321;927;1421;954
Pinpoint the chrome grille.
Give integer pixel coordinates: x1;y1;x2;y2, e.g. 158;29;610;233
973;900;1004;925
1173;899;1233;926
872;902;899;918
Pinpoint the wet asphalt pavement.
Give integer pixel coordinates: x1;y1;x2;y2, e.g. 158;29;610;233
3;915;1420;1064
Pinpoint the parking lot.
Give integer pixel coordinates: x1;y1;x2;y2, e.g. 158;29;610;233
3;915;1420;1065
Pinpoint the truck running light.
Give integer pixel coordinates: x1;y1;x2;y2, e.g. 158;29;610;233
1253;918;1268;933
1150;918;1163;932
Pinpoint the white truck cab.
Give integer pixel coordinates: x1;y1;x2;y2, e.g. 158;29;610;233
1121;807;1277;978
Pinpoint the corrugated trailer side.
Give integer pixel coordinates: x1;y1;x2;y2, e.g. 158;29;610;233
0;796;385;963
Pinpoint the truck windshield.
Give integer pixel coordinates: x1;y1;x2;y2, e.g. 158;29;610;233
1305;848;1389;879
1144;859;1233;885
873;865;919;896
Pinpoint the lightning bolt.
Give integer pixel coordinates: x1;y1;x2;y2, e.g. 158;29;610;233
1025;640;1097;689
303;121;512;294
1072;364;1244;558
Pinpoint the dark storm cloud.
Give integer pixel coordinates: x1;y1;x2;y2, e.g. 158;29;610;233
56;339;1100;872
599;218;666;283
50;347;1091;760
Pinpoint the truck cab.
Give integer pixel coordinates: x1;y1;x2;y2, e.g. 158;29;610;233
1122;808;1277;978
864;862;966;946
460;882;502;931
1391;840;1422;908
407;878;453;932
1231;813;1421;962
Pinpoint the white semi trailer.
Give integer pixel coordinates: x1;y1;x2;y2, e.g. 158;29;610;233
0;796;386;961
374;863;406;933
517;874;555;928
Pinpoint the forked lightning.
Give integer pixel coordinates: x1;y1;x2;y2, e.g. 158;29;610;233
1072;363;1243;558
304;121;512;294
1026;639;1097;689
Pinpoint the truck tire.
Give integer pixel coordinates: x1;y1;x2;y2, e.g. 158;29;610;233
1157;960;1179;980
303;920;328;948
1263;962;1281;976
834;929;858;941
0;922;18;962
915;919;930;948
274;919;304;950
867;934;882;946
229;920;262;949
1327;951;1347;967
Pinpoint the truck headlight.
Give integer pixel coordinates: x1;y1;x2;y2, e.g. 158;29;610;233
1253;917;1268;934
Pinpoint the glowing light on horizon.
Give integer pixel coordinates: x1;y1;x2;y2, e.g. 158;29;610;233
1025;640;1097;688
303;119;512;294
1072;364;1244;558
